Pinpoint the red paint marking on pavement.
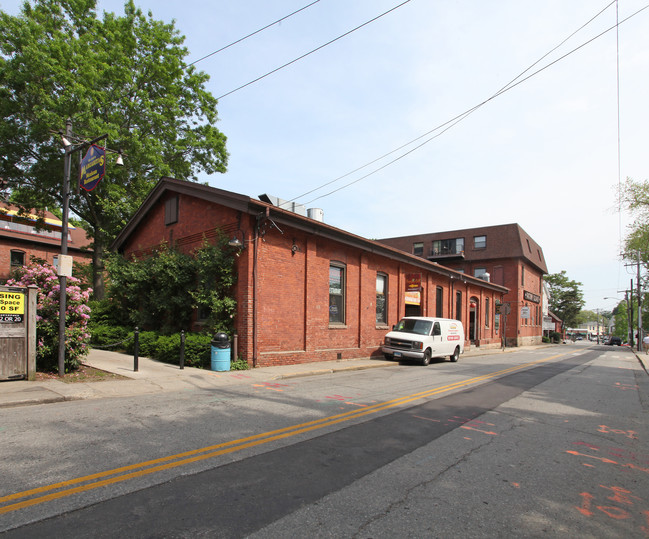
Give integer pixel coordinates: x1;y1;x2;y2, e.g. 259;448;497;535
600;485;640;505
573;441;600;451
460;425;498;436
577;492;594;516
511;482;520;488
597;425;638;439
567;451;649;474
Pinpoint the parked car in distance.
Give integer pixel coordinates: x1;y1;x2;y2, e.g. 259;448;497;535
607;336;622;346
382;317;464;366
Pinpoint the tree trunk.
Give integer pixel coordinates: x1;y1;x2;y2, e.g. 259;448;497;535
93;230;106;300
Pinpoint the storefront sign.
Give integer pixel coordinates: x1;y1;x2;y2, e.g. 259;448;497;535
405;291;421;305
524;291;541;304
521;306;531;319
79;144;106;192
405;273;421;292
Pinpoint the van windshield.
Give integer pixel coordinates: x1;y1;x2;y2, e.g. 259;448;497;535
395;319;432;336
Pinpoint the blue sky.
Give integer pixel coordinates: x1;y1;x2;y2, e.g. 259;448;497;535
2;0;648;311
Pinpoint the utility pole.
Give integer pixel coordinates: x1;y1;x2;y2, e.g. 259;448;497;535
638;250;643;352
629;281;634;348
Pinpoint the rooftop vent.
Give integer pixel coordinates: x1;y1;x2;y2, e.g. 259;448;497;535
259;194;324;222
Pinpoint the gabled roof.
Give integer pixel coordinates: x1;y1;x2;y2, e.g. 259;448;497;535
112;177;509;294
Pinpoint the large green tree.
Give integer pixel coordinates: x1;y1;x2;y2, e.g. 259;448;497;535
545;271;585;329
0;0;228;298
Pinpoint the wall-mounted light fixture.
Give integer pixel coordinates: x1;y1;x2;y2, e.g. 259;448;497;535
291;238;301;256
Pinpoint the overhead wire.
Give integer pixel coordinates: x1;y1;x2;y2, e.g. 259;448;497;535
283;1;619;207
216;0;413;100
70;0;322;122
292;2;648;207
187;0;321;67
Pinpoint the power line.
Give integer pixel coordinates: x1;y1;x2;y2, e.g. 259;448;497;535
283;1;618;207
291;2;648;207
71;1;323;122
216;0;413;100
187;0;321;67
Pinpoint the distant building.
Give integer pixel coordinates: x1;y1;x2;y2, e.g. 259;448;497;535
378;224;548;347
0;203;91;282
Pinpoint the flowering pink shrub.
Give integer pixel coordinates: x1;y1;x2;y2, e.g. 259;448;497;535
7;263;92;372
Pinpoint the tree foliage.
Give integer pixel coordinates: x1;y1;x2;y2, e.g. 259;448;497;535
0;0;228;297
545;271;585;328
619;177;649;271
105;238;236;334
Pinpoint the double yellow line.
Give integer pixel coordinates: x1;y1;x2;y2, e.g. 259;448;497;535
0;353;562;515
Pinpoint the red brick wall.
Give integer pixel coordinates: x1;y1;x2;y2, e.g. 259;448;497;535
120;194;506;366
0;239;90;282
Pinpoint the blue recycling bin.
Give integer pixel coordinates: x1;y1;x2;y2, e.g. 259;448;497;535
211;332;231;371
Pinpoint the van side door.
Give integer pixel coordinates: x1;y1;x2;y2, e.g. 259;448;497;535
431;321;441;354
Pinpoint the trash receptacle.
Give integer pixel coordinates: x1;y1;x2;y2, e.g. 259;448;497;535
211;332;231;371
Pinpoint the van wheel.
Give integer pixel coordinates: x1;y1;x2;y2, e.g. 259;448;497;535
421;349;431;366
450;346;460;362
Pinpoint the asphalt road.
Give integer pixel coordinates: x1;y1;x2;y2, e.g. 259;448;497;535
1;344;647;537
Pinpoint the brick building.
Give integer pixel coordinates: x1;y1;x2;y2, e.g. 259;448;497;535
0;203;91;282
113;178;508;367
378;224;548;347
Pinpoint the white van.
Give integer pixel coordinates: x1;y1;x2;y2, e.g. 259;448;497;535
382;317;465;365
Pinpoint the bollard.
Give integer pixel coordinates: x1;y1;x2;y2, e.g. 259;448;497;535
134;326;139;372
179;330;185;370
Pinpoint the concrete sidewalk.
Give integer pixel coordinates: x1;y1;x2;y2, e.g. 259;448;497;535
2;342;641;409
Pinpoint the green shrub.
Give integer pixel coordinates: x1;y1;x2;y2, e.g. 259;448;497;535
126;330;160;358
181;333;212;368
90;324;130;348
230;357;250;370
8;263;91;372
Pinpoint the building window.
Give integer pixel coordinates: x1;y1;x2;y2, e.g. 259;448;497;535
485;298;490;327
432;238;464;256
474;267;487;279
413;242;423;257
474;235;486;249
376;273;387;325
455;291;462;321
329;263;346;324
521;265;525;287
165;196;179;225
10;250;25;268
436;286;443;317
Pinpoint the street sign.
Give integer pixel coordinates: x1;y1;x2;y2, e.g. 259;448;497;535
79;144;106;192
496;303;511;315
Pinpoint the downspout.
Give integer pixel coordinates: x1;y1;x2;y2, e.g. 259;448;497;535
252;216;260;368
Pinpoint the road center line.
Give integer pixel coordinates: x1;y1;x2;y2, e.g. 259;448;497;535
0;352;566;515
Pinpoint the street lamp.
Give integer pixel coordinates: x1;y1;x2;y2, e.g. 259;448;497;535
57;119;122;376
